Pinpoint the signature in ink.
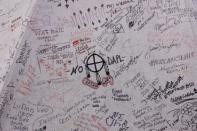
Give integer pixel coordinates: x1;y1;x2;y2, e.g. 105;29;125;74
144;40;181;59
106;112;129;131
155;17;182;33
166;102;197;131
113;53;142;78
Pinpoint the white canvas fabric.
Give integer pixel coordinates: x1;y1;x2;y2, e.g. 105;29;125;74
0;0;197;131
